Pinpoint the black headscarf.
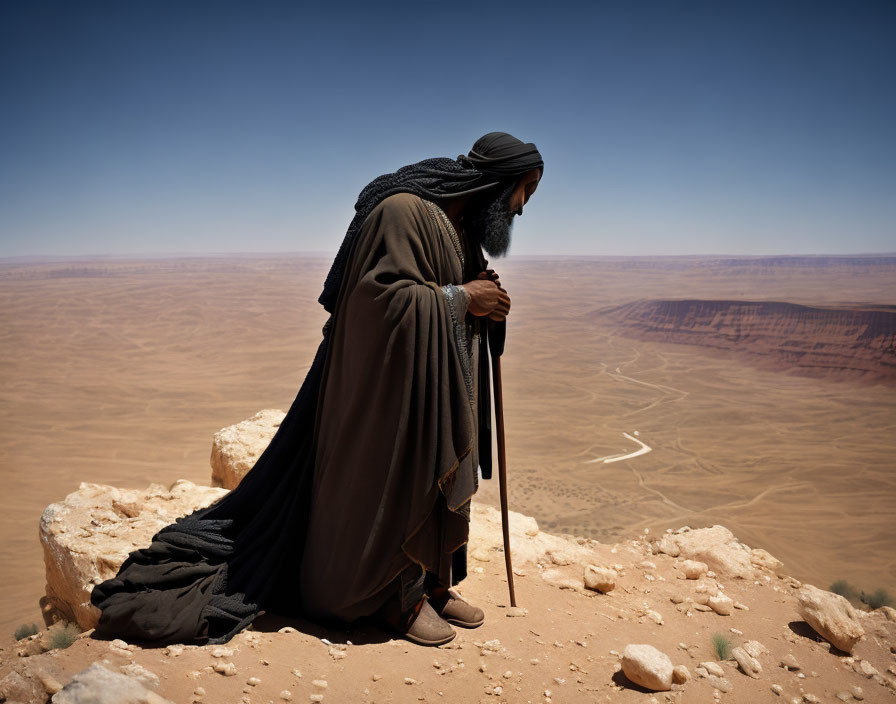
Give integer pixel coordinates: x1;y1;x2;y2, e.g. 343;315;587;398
318;131;544;314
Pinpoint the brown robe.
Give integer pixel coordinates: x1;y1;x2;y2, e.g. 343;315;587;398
299;192;481;624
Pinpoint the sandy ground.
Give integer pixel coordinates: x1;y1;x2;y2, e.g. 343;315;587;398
3;525;895;703
1;255;894;641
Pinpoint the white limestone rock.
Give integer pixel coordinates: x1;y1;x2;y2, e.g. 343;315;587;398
700;661;725;678
731;646;762;678
39;479;228;629
797;584;865;653
468;504;594;567
657;535;681;557
750;547;783;573
210;409;285;489
584;565;617;593
669;526;757;579
681;560;708;580
709;593;734;616
51;662;175;704
621;644;674;691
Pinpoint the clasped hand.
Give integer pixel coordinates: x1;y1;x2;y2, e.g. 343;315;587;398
463;269;510;321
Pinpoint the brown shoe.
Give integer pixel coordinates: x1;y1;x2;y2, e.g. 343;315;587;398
380;596;456;647
428;587;485;628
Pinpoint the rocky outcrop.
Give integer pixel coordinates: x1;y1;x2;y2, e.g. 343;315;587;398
38;480;228;629
210;409;286;489
662;525;756;579
19;409;896;704
797;584;865;653
598;299;896;382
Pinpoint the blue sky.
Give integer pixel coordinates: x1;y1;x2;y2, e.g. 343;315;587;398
1;0;894;257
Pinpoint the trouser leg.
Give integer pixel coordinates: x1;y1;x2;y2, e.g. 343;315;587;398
398;562;426;613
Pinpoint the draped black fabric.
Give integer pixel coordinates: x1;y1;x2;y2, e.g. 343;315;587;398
462;132;545;178
90;335;329;645
89;132;542;646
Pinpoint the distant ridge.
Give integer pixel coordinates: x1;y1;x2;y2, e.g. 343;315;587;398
598;299;896;382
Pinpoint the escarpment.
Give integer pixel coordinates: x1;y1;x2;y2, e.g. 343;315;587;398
598;299;896;382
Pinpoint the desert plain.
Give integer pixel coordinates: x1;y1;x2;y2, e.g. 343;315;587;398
0;253;894;641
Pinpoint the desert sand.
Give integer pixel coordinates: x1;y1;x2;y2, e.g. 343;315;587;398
1;254;894;644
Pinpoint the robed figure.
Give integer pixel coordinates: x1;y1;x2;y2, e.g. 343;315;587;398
89;132;543;647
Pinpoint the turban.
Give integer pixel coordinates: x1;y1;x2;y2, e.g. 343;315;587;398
458;131;544;178
318;132;544;314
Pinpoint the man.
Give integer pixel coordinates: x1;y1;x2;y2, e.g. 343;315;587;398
89;132;543;649
300;135;543;645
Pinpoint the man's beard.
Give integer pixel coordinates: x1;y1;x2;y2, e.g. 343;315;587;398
464;180;516;258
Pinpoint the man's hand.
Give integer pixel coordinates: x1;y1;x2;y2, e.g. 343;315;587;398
463;270;510;321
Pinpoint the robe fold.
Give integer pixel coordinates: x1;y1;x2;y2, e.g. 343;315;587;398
299;192;480;624
89;192;485;644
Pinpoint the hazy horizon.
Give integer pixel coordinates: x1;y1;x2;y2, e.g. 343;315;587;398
4;250;896;264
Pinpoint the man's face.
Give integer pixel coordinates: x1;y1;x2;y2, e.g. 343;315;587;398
508;168;541;217
465;168;541;258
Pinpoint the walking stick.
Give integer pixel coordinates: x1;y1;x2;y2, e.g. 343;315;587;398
488;319;516;607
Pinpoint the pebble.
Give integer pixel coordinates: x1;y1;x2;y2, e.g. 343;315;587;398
852;685;864;700
732;646;762;679
706;675;731;693
672;665;690;684
856;660;878;678
803;695;820;703
312;679;328;689
701;661;725;677
669;595;685;604
310;695;324;703
247;677;261;686
506;606;528;617
645;610;664;625
709;594;734;616
280;691;292;701
193;687;206;696
372;673;382;681
836;693;851;702
213;662;237;676
165;645;184;657
277;626;298;633
780;654;801;670
291;669;303;678
503;670;513;679
211;647;234;658
771;684;783;695
742;640;768;659
681;560;708;579
404;677;418;685
729;627;743;635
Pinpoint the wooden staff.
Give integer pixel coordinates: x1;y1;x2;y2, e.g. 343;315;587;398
488;320;516;607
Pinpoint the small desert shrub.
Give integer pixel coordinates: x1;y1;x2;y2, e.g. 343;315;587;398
863;588;894;610
711;632;732;660
830;579;858;601
14;623;39;640
47;622;81;651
